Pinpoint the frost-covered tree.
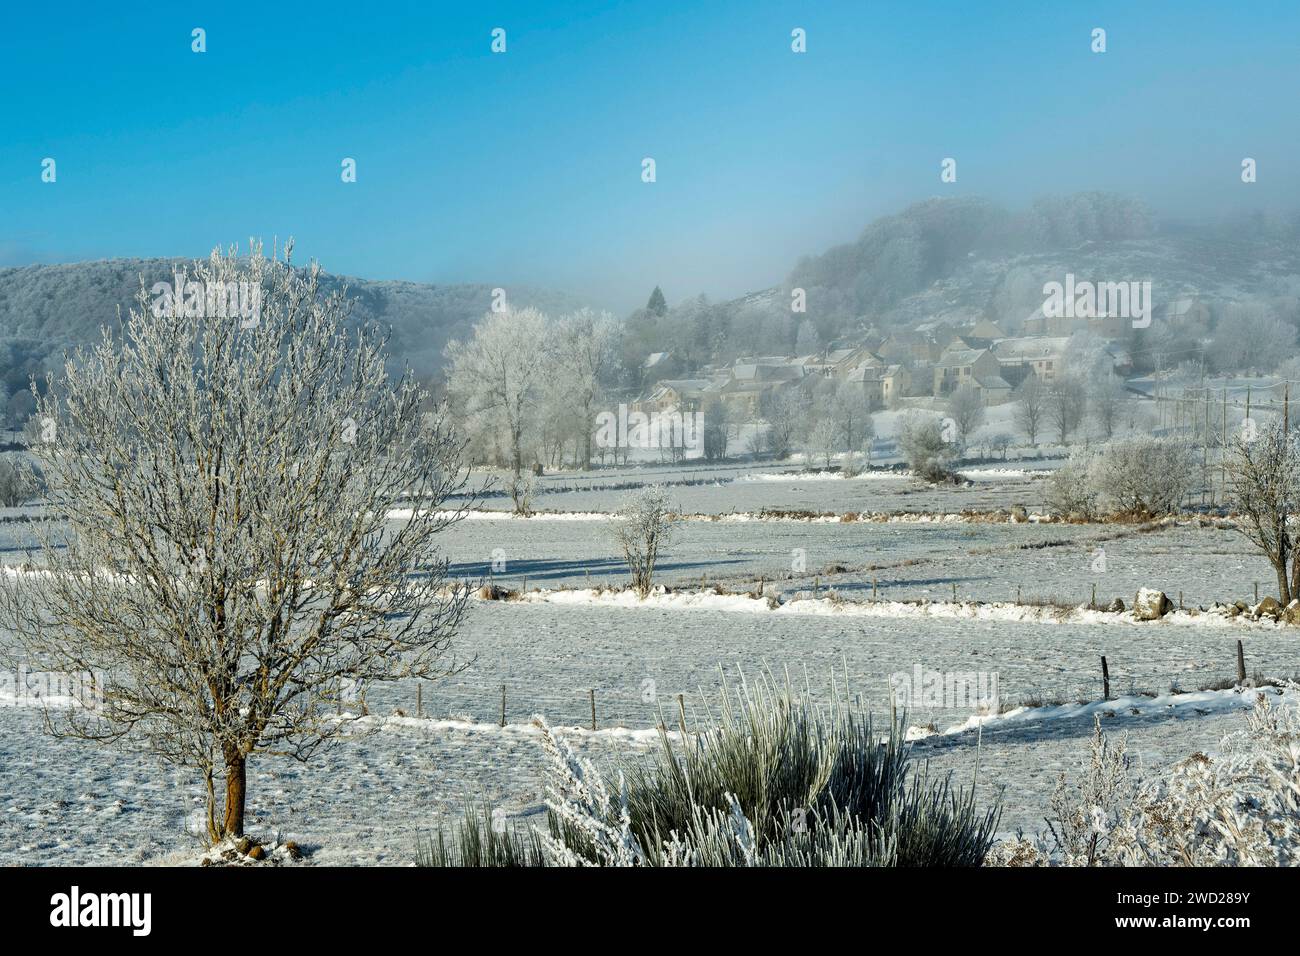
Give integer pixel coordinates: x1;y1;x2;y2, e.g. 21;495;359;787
1224;420;1300;602
805;418;838;470
0;454;38;507
1211;301;1296;372
0;244;471;842
1047;375;1088;445
830;383;874;471
611;486;676;597
1088;374;1125;439
1013;374;1048;446
1043;454;1099;519
945;384;985;450
701;399;731;461
794;319;821;355
548;309;621;469
444;306;549;486
760;388;807;460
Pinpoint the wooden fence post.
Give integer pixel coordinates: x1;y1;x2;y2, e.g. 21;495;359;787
500;684;506;727
1237;640;1246;686
589;689;596;731
416;682;423;718
677;693;687;736
1101;656;1111;701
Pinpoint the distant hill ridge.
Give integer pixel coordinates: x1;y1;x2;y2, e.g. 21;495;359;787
0;257;593;387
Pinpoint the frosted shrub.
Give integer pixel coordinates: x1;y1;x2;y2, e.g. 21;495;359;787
424;672;1001;867
533;718;646;867
1044;455;1098;519
611;485;677;597
1044;716;1134;865
505;471;536;516
993;687;1300;866
1108;689;1300;866
0;455;38;507
1091;436;1193;516
1044;438;1193;519
898;413;958;484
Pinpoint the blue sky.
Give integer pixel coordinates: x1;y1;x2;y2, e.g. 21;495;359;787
2;0;1297;311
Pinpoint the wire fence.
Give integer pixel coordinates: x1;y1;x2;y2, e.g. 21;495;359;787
350;634;1288;734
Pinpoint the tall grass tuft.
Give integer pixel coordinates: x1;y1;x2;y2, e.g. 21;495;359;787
422;669;1000;867
416;801;547;867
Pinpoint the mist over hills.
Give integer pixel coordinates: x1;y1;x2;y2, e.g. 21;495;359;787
3;193;1300;400
623;194;1300;375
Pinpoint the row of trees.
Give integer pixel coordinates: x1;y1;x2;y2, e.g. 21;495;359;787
1011;373;1129;446
747;380;876;468
443;307;624;483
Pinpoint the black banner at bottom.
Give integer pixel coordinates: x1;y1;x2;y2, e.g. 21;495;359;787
0;864;1285;942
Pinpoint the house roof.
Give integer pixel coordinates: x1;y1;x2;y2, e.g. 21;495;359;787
730;364;804;383
656;378;711;393
969;320;1006;338
915;320;953;333
992;336;1071;361
642;351;673;368
974;375;1012;391
936;347;991;369
843;365;881;383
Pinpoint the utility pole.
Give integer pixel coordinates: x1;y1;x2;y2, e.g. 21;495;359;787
1202;387;1210;504
1221;388;1228;500
1159;353;1170;431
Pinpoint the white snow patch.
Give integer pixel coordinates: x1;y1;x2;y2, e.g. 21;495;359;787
922;685;1297;739
501;587;1281;629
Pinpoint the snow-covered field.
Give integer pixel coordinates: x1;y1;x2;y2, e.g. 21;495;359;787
452;456;1067;515
0;467;1294;866
3;596;1296;864
436;511;1274;610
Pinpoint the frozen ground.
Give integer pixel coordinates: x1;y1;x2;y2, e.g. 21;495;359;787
439;514;1273;610
0;459;1291;866
453;457;1071;515
2;601;1296;864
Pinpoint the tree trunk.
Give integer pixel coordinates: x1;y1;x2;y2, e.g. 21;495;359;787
1276;563;1291;606
1289;538;1300;607
222;751;247;837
